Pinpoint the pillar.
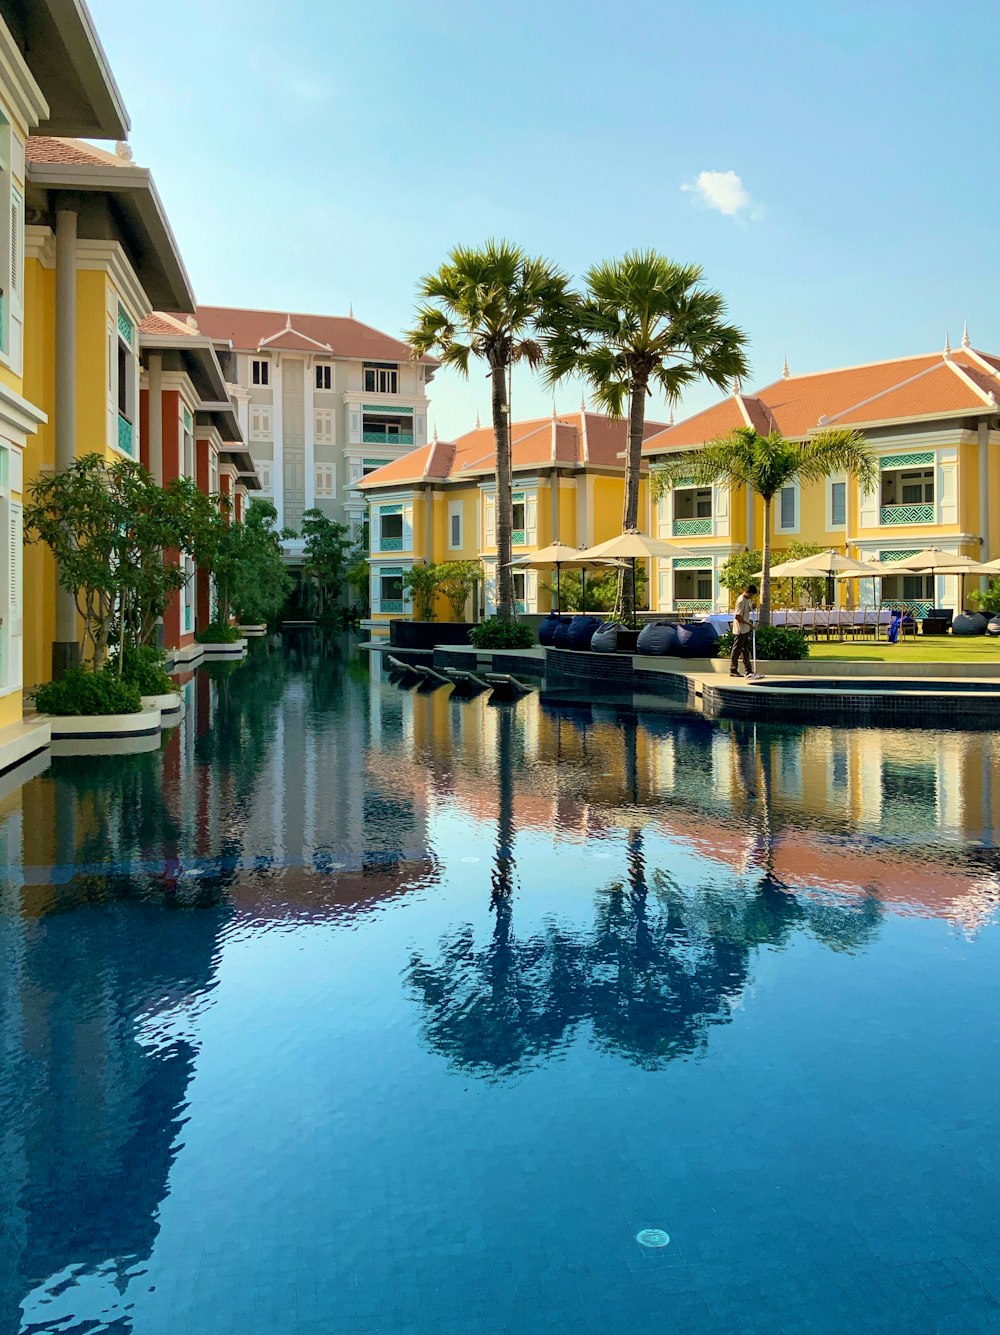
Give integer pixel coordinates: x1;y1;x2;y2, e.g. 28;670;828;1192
978;420;990;597
550;470;560;541
52;205;80;677
147;353;163;485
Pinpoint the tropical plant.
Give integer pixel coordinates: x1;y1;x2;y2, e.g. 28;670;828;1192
219;500;292;628
407;240;572;622
468;617;534;650
115;644;174;696
195;620;241;644
33;666;142;716
968;579;1000;616
546;250;749;622
346;525;370;619
715;626;809;661
402;564;440;621
719;542;827;609
540;564;647;613
301;509;351;619
436;560;481;619
655;427;877;626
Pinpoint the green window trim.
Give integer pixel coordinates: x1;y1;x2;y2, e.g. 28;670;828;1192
880;504;934;526
117;305;134;346
672;518;713;536
673;557;712;569
363;404;413;415
880;451;934;470
879;549;919;562
380;504;402;516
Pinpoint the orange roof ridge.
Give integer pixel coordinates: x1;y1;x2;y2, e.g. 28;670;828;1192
751;349;957;394
942;356;999;408
821;361;959;427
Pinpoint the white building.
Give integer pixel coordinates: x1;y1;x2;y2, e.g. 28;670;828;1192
192;306;437;539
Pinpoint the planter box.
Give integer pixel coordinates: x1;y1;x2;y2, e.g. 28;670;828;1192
142;691;182;719
390;620;474;651
198;639;247;658
46;703;162;740
240;624;267;637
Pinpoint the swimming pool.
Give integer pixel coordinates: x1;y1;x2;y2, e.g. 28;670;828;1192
1;634;998;1334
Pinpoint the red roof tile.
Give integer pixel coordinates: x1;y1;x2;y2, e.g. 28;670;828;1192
25;136;127;167
139;311;197;338
192;305;438;365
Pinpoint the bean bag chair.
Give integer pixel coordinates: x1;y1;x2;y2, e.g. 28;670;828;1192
537;614;565;647
952;612;988;636
675;621;719;659
590;620;624;653
636;621;679;656
987;617;1000;638
566;615;601;650
551;617;573;649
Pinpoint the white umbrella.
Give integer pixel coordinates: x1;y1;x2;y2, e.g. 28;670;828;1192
507;542;622;613
575;529;698;627
878;547;990;613
754;550;881;607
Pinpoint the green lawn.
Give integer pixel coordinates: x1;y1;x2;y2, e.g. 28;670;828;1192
808;636;1000;663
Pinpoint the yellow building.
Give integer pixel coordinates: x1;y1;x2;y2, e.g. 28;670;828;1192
22;137;195;687
0;0;133;772
643;340;1000;616
358;409;667;627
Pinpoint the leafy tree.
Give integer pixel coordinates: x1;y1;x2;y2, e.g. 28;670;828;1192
719;541;826;609
402;563;439;621
969;579;1000;616
655;426;877;626
541;564;646;613
229;500;292;627
435;560;481;619
346;530;371;619
546;250;749;621
301;509;350;619
408;240;571;622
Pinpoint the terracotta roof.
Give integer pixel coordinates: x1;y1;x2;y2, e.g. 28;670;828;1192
191;306;439;365
359;410;668;490
25;136;126;167
644;347;1000;454
139;311;196;338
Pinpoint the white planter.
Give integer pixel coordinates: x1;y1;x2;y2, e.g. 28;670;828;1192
240;624;267;637
199;638;247;658
46;703;162;741
142;692;182;721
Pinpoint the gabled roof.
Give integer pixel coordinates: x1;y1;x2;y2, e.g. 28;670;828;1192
0;0;129;139
644;346;1000;455
26;138;195;311
359;410;668;490
192;306;439;367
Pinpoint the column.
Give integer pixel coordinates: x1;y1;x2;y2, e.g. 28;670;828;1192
270;360;284;526
303;367;315;512
550;471;560;541
53;205;79;676
147;353;163;485
424;485;434;560
978;420;990;594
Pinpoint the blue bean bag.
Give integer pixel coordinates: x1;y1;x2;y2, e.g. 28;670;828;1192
537;614;565;647
590;620;624;653
551;617;573;649
636;621;679;656
674;622;719;659
566;615;601;650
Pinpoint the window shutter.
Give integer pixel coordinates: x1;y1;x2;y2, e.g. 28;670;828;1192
526;570;537;610
402;504;413;550
713;483;728;536
831;481;846;527
484;495;496;547
524;496;537;546
937;460;957;525
780;486;796;530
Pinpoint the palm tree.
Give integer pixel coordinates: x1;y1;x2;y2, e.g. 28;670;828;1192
407;241;571;622
546;250;749;621
654;426;878;626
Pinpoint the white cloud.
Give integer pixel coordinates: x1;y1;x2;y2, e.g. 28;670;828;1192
682;170;760;219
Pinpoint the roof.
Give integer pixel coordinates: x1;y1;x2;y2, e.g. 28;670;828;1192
358;410;668;490
191;306;440;367
25;138;195;312
140;311;197;339
643;344;1000;455
138;311;234;405
0;0;129;139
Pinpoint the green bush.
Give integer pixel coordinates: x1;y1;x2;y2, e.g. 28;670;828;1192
468;617;535;650
716;626;810;661
195;621;241;644
34;667;142;716
116;645;174;696
969;579;1000;616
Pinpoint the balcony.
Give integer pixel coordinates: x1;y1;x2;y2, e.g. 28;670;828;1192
363;431;413;446
880;503;934;526
674;598;713;613
512;529;525;545
118;415;134;456
672;518;712;537
380;599;404;614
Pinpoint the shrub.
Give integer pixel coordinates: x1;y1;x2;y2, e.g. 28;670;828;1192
116;645;174;696
468;617;535;650
34;667;142;716
195;621;241;644
969;579;1000;616
716;626;810;661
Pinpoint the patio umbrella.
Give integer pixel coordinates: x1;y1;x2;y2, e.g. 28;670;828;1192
877;547;990;613
575;529;698;627
508;543;622;613
758;550;883;609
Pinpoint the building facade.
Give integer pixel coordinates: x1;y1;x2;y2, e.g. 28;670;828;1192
358;410;666;629
643;340;1000;616
191;307;438;541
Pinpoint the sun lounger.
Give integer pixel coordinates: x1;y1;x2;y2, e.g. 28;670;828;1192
443;667;490;696
484;673;533;701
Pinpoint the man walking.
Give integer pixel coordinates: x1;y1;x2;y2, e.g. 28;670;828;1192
730;583;761;679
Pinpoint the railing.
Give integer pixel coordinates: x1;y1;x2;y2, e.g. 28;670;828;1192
362;432;413;445
512;529;525;545
880;503;934;525
882;599;932;621
673;599;713;612
184;603;192;632
379;536;403;551
515;600;526;614
118;415;134;455
672;518;712;536
380;599;404;614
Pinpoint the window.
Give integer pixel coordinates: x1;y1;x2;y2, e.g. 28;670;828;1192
697;576;712;600
115;306;136;454
256;461;272;493
513;572;526;602
779;485;796;530
380;571;403;607
182;410;194;478
0;114;22;368
512;499;525;531
315;410;334;443
900;469;934;504
831;480;846;527
250;406;271;440
449;505;462;550
315;463;335;498
315;364;332;390
695;490;712;519
251;358;270;386
380;511;403;544
364;362;398;394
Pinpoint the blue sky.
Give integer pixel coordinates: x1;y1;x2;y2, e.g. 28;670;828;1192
90;0;999;438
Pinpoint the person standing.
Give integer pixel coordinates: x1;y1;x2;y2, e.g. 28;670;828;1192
730;584;761;679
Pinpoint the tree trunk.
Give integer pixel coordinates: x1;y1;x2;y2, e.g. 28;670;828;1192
760;494;773;629
492;360;515;622
616;377;647;623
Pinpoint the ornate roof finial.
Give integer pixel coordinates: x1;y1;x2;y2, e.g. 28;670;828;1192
475;410;481;429
284;313;292;329
552;397;558;420
667;408;675;427
731;375;742;396
782;354;790;380
579;392;586;413
348;302;354;319
115;141;133;162
944;331;952;357
431;422;438;443
962;320;971;349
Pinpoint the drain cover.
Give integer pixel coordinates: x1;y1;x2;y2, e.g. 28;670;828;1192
636;1228;670;1248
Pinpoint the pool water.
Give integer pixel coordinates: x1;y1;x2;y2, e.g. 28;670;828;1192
1;635;999;1335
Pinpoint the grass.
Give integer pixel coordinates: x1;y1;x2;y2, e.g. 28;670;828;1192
808;635;1000;663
